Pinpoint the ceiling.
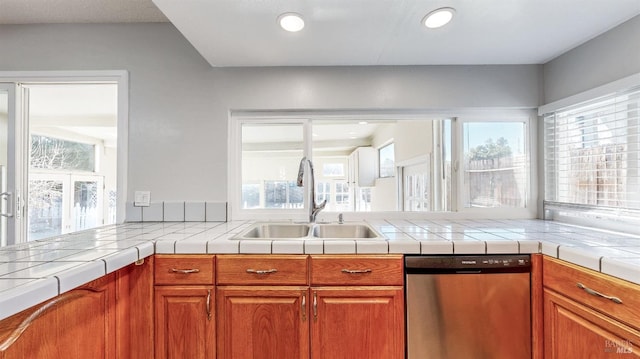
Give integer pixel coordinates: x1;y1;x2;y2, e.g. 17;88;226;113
152;0;640;66
0;0;638;67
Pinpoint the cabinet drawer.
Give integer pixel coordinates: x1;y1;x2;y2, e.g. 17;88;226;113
216;255;308;285
310;255;403;286
543;256;640;330
155;255;215;285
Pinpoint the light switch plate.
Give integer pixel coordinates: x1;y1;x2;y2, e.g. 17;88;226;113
134;191;151;207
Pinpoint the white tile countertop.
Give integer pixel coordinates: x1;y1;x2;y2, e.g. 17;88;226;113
1;219;639;320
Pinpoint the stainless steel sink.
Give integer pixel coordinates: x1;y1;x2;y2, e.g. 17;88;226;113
236;223;311;240
234;222;383;240
312;224;382;239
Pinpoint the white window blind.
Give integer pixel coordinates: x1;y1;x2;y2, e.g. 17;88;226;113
544;86;640;212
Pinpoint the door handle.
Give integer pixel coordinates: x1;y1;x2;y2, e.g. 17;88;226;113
0;192;13;218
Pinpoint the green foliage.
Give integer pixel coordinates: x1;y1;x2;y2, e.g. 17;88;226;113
468;137;512;160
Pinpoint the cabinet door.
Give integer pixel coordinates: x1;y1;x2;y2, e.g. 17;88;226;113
155;286;215;359
544;289;639;358
0;274;116;359
216;286;309;359
311;287;404;359
116;258;154;359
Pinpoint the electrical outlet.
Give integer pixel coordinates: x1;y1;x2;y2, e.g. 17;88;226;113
134;191;151;207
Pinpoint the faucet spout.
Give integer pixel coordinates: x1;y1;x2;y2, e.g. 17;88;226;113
297;157;326;223
296;157;306;187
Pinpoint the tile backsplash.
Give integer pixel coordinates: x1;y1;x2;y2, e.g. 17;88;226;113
125;201;227;222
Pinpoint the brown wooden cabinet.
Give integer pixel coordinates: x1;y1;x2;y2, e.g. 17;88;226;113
116;256;155;359
0;252;405;359
216;286;310;359
310;255;404;359
154;255;215;359
155;286;215;359
216;255;309;359
0;259;154;359
310;287;404;359
214;254;405;359
543;257;640;358
215;254;404;359
0;273;117;359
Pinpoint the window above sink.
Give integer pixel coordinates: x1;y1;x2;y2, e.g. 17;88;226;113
228;110;538;221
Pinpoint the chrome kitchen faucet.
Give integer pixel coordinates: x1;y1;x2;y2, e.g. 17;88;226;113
297;157;326;223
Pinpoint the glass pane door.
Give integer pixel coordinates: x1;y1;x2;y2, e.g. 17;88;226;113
0;87;9;246
0;83;24;246
28;177;65;240
71;176;103;232
402;162;430;211
28;173;104;239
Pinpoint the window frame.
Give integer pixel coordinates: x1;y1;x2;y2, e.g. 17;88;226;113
229;117;311;221
378;142;395;178
453;114;536;218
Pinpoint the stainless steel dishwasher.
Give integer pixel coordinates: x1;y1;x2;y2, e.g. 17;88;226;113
405;255;532;359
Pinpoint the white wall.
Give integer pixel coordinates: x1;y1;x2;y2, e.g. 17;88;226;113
0;23;542;210
394;121;433;164
543;15;640;103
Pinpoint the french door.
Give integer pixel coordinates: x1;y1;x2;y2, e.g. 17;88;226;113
28;173;104;240
0;83;27;246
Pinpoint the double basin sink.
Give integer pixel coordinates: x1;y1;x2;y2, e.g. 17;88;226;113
235;222;383;240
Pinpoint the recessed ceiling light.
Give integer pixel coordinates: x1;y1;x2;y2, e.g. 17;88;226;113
422;7;455;29
278;13;305;32
358;121;368;125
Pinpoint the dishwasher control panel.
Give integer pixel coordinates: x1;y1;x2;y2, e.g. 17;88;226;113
405;255;531;273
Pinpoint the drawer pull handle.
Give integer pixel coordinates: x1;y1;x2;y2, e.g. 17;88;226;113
577;283;623;304
246;268;278;275
170;268;200;274
341;269;372;274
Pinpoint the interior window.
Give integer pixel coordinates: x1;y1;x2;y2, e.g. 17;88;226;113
240;122;304;210
2;79;123;245
231;114;532;218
